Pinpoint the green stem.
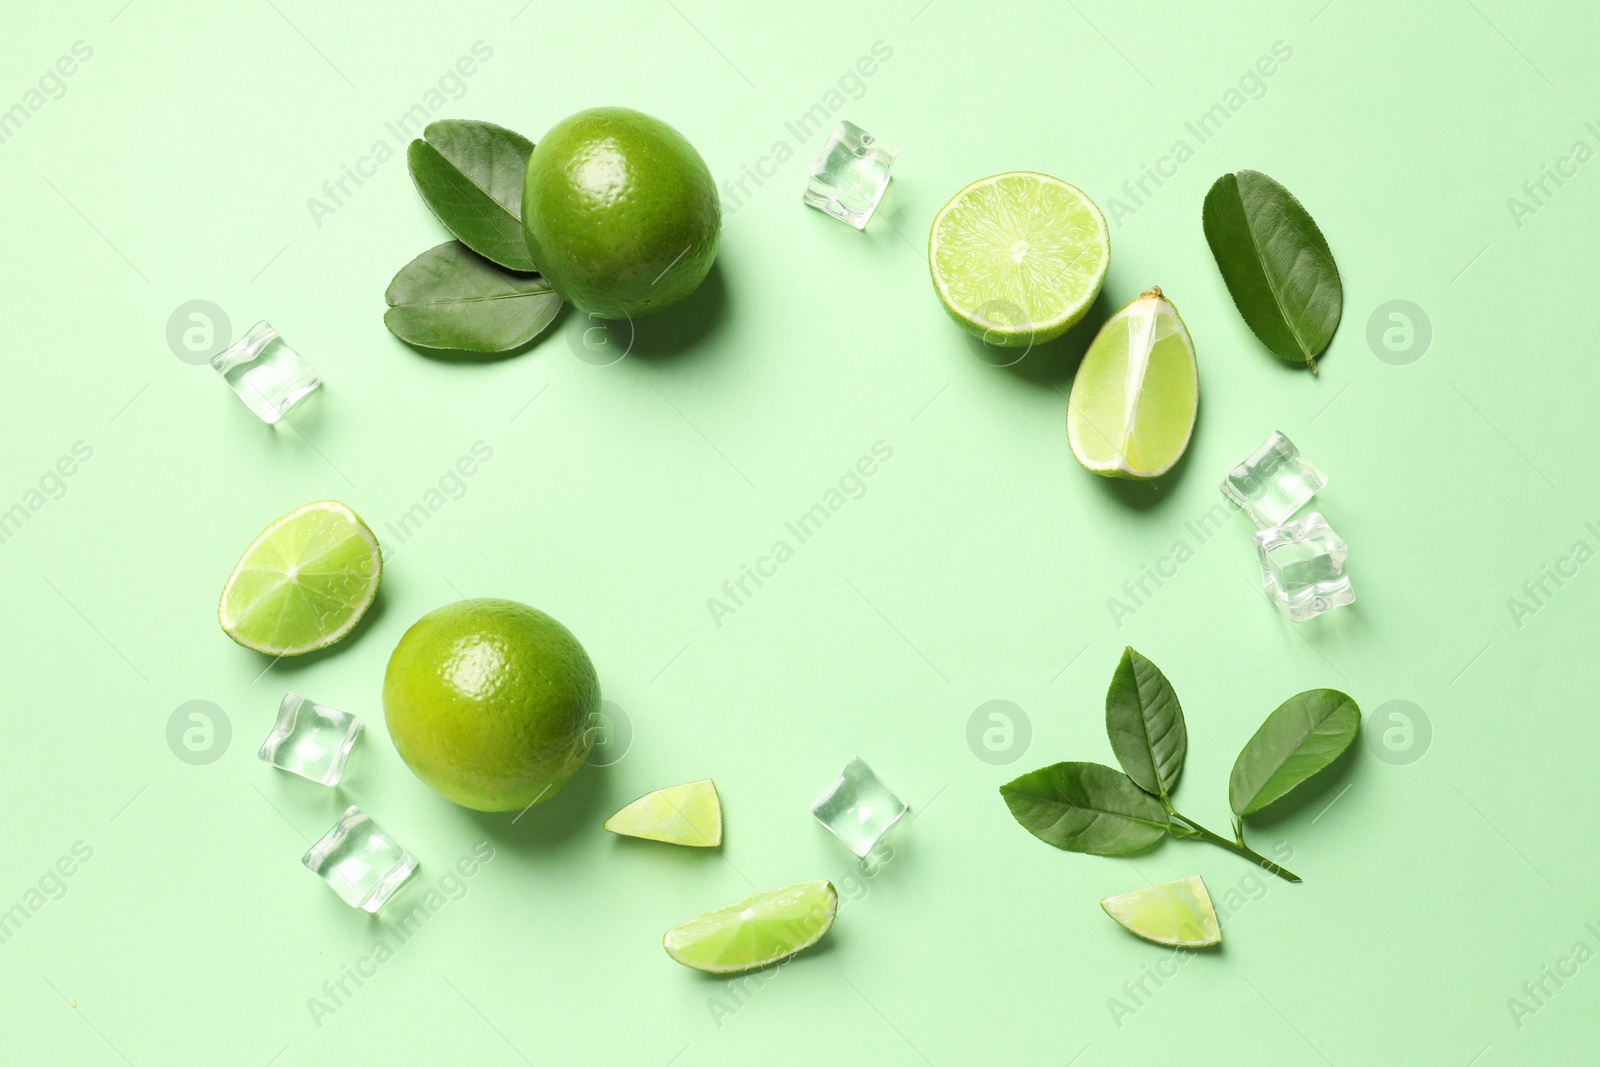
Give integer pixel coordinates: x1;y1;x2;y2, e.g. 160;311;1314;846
1167;807;1301;883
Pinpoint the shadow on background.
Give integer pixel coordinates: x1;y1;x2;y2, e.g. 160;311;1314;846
628;262;729;362
1090;409;1201;513
460;760;615;851
983;288;1112;388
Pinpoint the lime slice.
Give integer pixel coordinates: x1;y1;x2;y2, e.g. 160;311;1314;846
605;779;722;847
1067;287;1198;478
929;172;1110;348
219;501;382;656
663;880;838;974
1100;875;1222;948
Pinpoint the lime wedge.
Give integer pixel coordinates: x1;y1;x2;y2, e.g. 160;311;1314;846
1067;287;1198;478
218;501;382;656
1100;875;1222;948
929;172;1110;348
664;880;838;974
605;779;722;847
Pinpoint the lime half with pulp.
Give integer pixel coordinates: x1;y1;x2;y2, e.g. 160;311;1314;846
1067;286;1198;478
664;880;838;974
218;500;381;656
1100;875;1222;948
605;779;722;847
929;172;1110;347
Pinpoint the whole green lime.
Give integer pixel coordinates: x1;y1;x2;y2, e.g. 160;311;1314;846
383;599;599;812
522;107;720;319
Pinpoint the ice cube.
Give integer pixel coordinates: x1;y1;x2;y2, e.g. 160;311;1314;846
1254;511;1355;622
258;693;361;786
802;121;897;230
811;757;907;857
211;320;320;423
1221;431;1327;528
302;806;417;912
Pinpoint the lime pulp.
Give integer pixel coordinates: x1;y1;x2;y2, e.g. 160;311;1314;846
1100;875;1222;948
1067;287;1198;478
663;881;838;973
218;500;381;656
928;172;1110;347
605;779;722;847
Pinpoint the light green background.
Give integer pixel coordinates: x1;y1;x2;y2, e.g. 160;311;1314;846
2;0;1596;1062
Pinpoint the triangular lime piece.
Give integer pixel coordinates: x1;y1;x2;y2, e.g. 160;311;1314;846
1067;287;1198;479
664;881;837;974
604;779;722;847
1100;875;1222;948
218;501;382;656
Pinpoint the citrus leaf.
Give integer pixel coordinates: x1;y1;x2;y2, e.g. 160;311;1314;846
1229;689;1360;817
1202;170;1342;371
384;241;561;353
1105;647;1187;799
408;119;536;272
1000;761;1168;855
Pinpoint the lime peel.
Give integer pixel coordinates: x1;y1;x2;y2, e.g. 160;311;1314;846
604;779;722;847
521;107;720;319
218;501;382;656
381;598;599;812
1100;874;1222;948
664;880;838;974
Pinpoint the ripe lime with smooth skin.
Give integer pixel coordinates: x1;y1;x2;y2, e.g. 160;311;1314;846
383;599;600;812
1100;875;1222;948
218;500;381;656
605;779;722;847
521;107;720;319
664;880;838;974
1067;286;1198;478
929;172;1110;347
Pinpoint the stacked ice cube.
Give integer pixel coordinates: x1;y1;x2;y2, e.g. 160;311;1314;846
1221;431;1354;622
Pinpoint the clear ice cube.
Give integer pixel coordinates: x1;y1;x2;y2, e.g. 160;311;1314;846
1254;511;1355;622
211;320;320;424
302;806;417;912
1220;431;1327;528
258;693;362;786
811;757;907;857
802;121;897;230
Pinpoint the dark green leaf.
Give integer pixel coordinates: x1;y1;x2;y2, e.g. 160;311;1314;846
1229;689;1360;817
1202;170;1342;371
384;241;561;353
408;120;536;272
1105;647;1187;799
1000;762;1168;855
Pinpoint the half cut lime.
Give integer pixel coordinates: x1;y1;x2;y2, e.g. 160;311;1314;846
219;501;382;656
1100;874;1222;948
664;880;837;974
929;172;1110;348
605;779;722;847
1067;287;1198;478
